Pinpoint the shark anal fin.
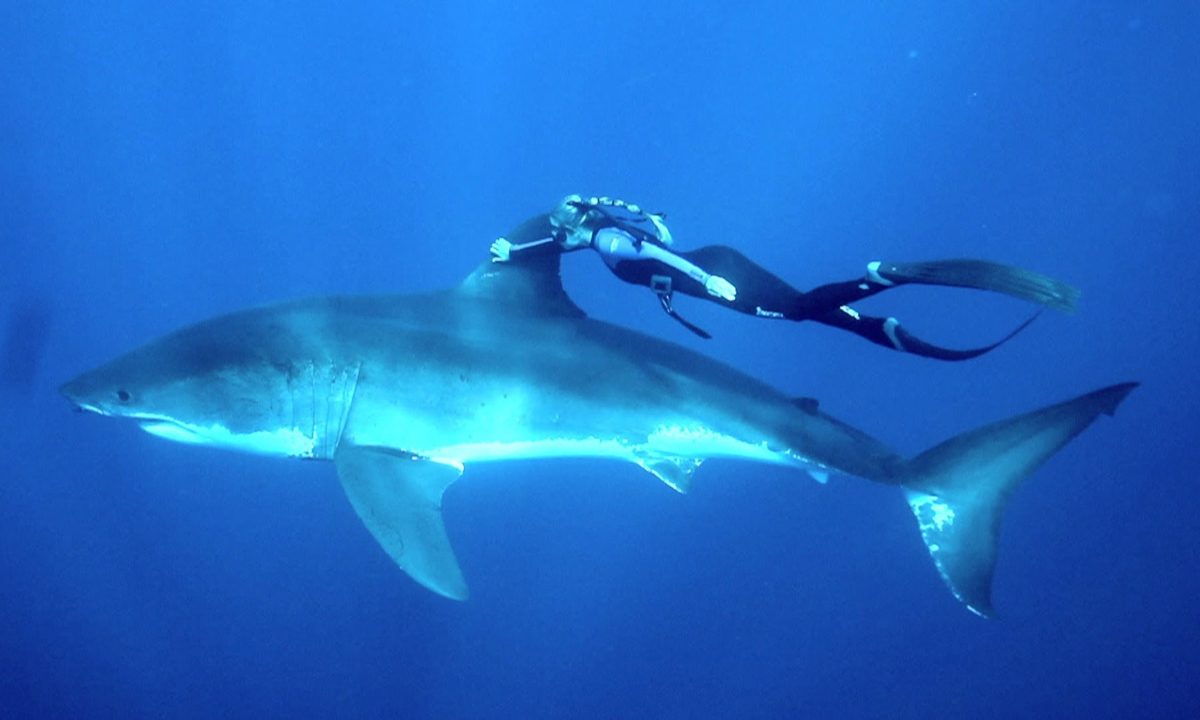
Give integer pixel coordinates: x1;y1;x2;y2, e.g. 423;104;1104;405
635;452;704;493
334;445;468;600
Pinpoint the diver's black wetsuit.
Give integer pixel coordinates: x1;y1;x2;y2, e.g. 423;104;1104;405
591;228;998;358
498;203;1072;360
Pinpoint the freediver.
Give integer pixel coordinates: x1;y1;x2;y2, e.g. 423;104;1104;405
489;195;1079;360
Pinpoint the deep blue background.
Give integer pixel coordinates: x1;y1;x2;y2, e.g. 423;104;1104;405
3;2;1198;718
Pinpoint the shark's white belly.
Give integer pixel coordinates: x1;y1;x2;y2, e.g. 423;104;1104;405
139;417;322;457
384;421;825;480
421;437;633;468
340;386;829;484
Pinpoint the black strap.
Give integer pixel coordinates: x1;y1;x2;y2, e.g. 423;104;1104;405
656;286;712;339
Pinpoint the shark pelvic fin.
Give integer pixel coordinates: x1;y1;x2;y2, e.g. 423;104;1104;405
334;445;468;600
634;451;704;493
900;382;1138;617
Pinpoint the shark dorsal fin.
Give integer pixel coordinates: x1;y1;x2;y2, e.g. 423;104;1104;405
455;214;585;318
457;253;585;318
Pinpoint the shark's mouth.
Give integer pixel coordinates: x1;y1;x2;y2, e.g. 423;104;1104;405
69;402;210;444
138;417;208;445
64;404;322;458
69;401;107;416
133;415;320;458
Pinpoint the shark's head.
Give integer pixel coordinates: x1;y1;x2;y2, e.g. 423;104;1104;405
60;310;342;458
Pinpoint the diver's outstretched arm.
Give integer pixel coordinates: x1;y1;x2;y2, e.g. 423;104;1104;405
490;214;564;263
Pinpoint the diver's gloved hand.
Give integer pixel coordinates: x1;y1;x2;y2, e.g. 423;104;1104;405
490;237;512;263
705;275;737;301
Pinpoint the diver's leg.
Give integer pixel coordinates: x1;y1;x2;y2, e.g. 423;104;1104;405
679;248;1079;314
792;276;891;315
674;248;1038;359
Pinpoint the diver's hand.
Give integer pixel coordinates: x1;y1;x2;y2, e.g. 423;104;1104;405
705;275;737;301
490;237;512;263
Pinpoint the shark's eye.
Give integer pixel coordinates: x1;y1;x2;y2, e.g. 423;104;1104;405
116;390;131;402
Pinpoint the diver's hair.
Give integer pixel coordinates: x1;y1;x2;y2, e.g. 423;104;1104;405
550;194;586;230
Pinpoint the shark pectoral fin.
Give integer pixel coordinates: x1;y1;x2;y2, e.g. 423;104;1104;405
334;445;468;600
634;452;704;493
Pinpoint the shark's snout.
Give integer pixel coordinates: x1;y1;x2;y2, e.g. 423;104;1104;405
59;377;84;406
59;374;111;416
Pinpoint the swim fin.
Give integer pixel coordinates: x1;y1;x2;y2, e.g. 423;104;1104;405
884;312;1041;361
872;259;1080;313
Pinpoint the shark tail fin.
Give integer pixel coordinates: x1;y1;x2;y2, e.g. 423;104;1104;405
900;382;1138;617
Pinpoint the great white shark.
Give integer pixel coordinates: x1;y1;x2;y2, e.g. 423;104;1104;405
60;252;1136;616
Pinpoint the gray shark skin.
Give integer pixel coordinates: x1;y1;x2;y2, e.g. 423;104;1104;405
60;255;1137;616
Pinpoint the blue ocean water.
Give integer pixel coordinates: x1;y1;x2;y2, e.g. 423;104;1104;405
3;1;1198;717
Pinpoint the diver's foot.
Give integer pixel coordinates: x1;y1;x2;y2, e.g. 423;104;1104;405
865;261;896;288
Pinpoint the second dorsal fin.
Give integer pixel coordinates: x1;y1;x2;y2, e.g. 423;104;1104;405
791;397;820;414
